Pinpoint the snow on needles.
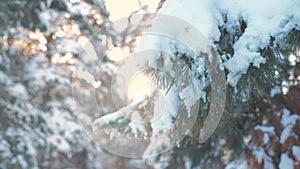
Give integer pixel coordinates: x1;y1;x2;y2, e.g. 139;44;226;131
157;0;300;86
133;0;300;141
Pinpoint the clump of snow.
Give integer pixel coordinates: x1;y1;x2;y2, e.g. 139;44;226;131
0;52;10;70
16;155;27;169
280;109;300;143
218;0;300;86
57;38;84;56
281;109;299;127
254;125;275;135
77;68;102;88
0;139;12;159
270;86;281;97
179;78;205;117
48;135;71;153
253;148;275;169
159;0;222;42
128;116;146;134
292;146;300;161
67;0;91;17
225;159;248;169
0;71;9;83
280;127;294;144
39;9;59;32
151;86;181;133
8;83;29;100
279;153;294;169
263;133;269;144
153;0;300;86
183;156;192;169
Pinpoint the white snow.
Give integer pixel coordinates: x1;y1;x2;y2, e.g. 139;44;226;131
292;146;300;161
218;0;300;86
48;134;71;153
25;56;70;89
225;159;248;169
77;68;102;88
128;111;146;134
16;155;27;169
0;71;9;83
270;86;281;97
279;153;294;169
8;83;28;100
280;109;300;143
67;0;91;17
183;156;192;169
0;52;10;70
263;133;269;144
151;86;181;133
179;78;205;117
148;0;300;86
254;125;275;135
39;9;59;32
289;54;297;66
0;139;12;159
281;109;300;127
280;126;293;144
57;38;83;56
253;148;275;169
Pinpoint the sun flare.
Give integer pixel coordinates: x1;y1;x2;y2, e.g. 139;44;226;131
127;72;153;102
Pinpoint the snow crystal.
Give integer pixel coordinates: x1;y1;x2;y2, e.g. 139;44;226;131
279;153;294;169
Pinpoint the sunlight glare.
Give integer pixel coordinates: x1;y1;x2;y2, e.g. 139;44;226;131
128;73;152;102
107;47;126;62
